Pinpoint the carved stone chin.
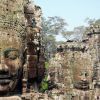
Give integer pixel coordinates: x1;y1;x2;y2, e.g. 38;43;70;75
0;51;23;95
74;81;89;90
0;79;16;93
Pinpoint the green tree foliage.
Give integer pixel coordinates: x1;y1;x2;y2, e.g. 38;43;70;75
85;17;96;25
61;31;74;40
41;16;67;35
43;34;57;59
85;18;100;27
62;26;86;41
62;18;100;41
41;16;67;59
40;76;49;92
95;19;100;25
84;18;100;37
73;26;86;40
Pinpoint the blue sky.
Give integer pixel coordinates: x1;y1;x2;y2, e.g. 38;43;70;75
34;0;100;41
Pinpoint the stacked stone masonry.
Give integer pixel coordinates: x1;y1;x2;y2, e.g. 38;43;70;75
0;0;100;100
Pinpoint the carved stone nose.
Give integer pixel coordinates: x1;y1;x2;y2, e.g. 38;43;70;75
0;64;8;71
81;77;87;82
0;57;8;71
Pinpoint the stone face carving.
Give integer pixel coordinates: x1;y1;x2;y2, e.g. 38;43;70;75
0;30;23;94
0;0;45;96
24;1;42;30
23;1;45;93
63;41;93;91
72;54;92;90
0;0;100;99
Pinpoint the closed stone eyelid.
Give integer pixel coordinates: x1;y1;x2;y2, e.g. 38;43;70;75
3;48;19;57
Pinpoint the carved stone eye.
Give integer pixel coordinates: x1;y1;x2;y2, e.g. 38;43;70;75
8;54;18;60
3;48;19;60
80;71;88;77
84;72;89;77
7;51;19;60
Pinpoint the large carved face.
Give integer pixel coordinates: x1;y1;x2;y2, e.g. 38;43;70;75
73;52;92;90
0;30;23;94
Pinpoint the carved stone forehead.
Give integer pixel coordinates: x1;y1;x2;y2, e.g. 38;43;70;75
0;29;22;50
